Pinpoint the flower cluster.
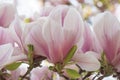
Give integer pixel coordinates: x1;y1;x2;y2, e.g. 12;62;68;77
0;3;120;80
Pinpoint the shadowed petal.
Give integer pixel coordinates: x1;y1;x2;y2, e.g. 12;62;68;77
0;43;13;69
73;51;100;71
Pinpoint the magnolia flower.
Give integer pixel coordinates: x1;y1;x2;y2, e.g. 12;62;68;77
0;3;16;28
0;43;25;69
26;5;84;63
93;11;120;72
9;16;34;55
0;20;26;69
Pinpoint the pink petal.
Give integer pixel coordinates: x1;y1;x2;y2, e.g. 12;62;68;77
9;16;23;48
43;18;64;63
62;7;84;58
0;3;16;27
81;22;102;54
0;43;13;69
30;67;52;80
40;6;54;17
49;5;69;26
26;18;49;57
81;23;93;52
0;27;13;45
93;11;120;63
73;51;100;71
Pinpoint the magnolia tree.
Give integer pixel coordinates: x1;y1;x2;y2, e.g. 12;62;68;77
0;2;120;80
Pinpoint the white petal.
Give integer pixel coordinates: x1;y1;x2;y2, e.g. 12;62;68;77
73;51;100;71
0;43;13;68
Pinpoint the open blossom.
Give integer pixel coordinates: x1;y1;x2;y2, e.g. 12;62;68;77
0;28;26;69
93;11;120;72
26;5;84;63
0;3;16;28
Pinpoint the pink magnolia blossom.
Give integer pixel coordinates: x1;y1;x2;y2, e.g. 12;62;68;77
9;16;34;55
0;43;25;69
93;11;120;72
26;5;84;63
0;3;16;28
0;23;25;68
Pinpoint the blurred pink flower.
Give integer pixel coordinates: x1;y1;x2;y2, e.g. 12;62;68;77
0;43;25;69
93;11;120;72
39;6;54;17
0;43;14;69
30;67;54;80
9;16;34;56
0;23;26;68
26;5;84;63
0;3;16;28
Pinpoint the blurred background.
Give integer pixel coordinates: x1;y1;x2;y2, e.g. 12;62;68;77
0;0;119;80
1;0;120;21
